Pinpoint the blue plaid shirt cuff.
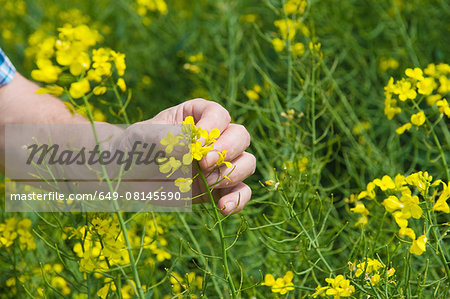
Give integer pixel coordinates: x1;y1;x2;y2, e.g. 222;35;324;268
0;47;16;87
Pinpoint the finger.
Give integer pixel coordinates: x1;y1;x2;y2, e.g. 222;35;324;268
205;152;256;188
216;183;252;215
182;98;231;133
200;123;251;169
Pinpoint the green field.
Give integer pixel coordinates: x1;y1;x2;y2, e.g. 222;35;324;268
1;0;449;298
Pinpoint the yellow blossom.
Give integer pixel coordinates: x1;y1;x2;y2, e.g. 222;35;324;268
436;99;450;117
417;77;436;95
405;67;424;81
117;78;126;92
433;181;450;213
410;110;425;126
291;42;305;56
93;86;107;95
69;78;91;99
262;271;295;295
358;182;376;200
36;85;64;96
394;79;416;101
410;235;427;255
324;275;355;298
272;38;285;52
395;123;412;134
399;227;416;240
174;178;192;193
216;150;232;168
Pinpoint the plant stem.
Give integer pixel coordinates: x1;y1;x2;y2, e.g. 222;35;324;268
82;96;145;299
195;161;238;298
424;194;450;278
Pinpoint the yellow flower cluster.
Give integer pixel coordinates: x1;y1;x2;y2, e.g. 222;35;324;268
271;16;309;54
30;23;127;99
159;116;232;193
384;64;450;134
67;215;171;274
378;57;399;72
0;217;36;250
283;0;307;15
352;172;449;255
163;271;203;299
183;52;204;74
312;275;354;299
349;258;395;286
0;0;27;43
246;84;262;100
43;263;71;296
135;0;168;26
261;271;295;294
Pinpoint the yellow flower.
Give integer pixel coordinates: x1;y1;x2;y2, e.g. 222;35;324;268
358;182;376;200
174;178;192;193
117;78;126;92
410;235;427;255
436;99;450;117
274;19;297;40
387;267;396;277
246;89;260;100
382;195;404;212
216;150;232;168
433;181;450;213
400;193;422;219
350;202;369;216
291;42;305;56
161;131;182;154
370;273;380;285
284;0;307;15
324;275;355;298
354;258;383;277
200;128;220;145
31;59;62;83
399;227;416;240
159;157;181;176
393;211;408;228
36;85;64;96
410;110;425;126
438;76;450;94
262;271;295;295
69;78;91;99
417;77;436;95
395;123;412;135
373;175;396;191
93;86;107;95
191;141;213;161
272;38;285;52
111;51;126;76
426;94;442;106
405;67;424;81
394;80;417;101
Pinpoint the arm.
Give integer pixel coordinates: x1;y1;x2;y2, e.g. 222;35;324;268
0;72;256;214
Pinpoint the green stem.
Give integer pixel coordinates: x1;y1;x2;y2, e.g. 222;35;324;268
424;194;450;278
410;99;449;180
112;84;130;125
82;96;145;299
195;161;238;298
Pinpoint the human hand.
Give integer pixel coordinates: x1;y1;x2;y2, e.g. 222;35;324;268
149;98;256;215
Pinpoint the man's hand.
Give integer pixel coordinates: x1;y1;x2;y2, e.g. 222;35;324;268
149;98;256;215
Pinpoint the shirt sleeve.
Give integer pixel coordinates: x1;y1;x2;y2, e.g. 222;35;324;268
0;47;16;87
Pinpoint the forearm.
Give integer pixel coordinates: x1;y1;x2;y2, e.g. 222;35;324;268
0;73;107;171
